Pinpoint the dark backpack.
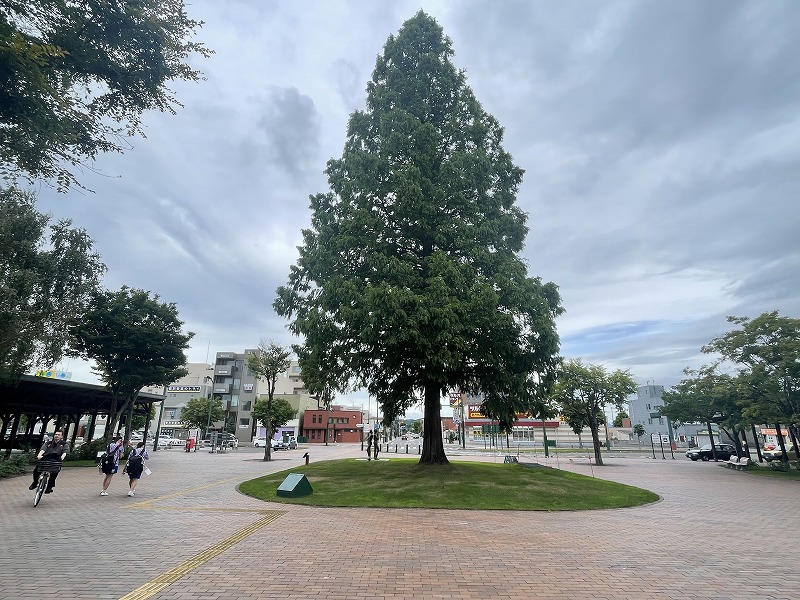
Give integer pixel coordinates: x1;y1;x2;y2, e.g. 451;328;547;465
99;451;115;474
127;450;144;475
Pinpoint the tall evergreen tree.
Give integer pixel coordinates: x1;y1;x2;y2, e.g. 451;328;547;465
274;12;561;465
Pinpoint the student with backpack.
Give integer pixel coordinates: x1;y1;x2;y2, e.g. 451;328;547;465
122;441;149;497
99;435;125;496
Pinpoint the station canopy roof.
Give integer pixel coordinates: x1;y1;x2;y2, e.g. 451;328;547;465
0;374;164;416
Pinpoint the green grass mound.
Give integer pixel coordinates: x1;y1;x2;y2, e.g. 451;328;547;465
239;459;659;510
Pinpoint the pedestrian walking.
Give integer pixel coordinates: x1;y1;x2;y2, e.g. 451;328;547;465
100;435;125;496
122;441;149;496
366;431;374;461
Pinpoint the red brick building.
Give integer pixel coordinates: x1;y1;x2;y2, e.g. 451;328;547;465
302;407;363;444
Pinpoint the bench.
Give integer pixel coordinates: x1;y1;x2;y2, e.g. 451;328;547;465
725;456;749;470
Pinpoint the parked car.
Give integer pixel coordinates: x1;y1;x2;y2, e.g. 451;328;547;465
253;437;268;447
762;444;799;462
287;437;298;449
685;443;736;461
271;438;288;451
205;432;238;448
401;434;408;440
154;436;182;448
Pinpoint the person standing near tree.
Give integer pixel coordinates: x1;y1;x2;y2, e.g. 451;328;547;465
366;431;374;461
122;442;149;497
100;435;125;496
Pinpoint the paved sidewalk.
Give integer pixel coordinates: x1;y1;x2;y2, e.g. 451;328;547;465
1;444;797;600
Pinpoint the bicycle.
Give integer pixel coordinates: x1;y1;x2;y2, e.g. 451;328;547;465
32;458;61;507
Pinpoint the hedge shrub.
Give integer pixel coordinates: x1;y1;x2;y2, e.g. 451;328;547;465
0;451;35;478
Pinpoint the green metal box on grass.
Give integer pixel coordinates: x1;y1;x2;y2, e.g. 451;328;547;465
277;473;313;498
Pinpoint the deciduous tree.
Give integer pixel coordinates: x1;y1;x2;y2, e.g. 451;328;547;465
660;366;746;459
274;11;561;466
520;364;560;457
180;395;224;436
0;186;105;379
703;311;800;455
252;397;295;439
632;423;645;445
0;0;212;190
612;410;629;427
554;359;636;465
68;286;193;441
245;340;291;461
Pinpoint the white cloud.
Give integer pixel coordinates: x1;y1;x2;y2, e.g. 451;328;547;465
33;0;800;402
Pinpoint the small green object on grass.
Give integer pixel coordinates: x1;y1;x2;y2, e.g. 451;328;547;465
277;473;313;497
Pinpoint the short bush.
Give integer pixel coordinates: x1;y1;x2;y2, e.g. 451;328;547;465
0;451;35;478
66;438;108;461
768;460;790;472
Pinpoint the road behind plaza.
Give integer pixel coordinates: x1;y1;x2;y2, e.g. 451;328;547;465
0;443;797;600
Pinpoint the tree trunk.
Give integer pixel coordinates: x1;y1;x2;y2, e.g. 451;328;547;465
751;424;763;462
106;396;119;441
124;403;135;447
775;422;788;461
706;421;716;460
589;412;604;466
263;396;273;461
419;382;448;465
540;421;549;458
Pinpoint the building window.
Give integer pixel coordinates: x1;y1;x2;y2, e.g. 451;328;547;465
312;414;317;424
646;404;651;410
240;418;249;427
167;409;176;418
242;401;251;412
648;418;652;425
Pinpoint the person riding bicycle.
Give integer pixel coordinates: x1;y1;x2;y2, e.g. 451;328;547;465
29;429;69;494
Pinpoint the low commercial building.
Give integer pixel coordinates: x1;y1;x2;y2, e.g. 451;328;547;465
302;407;363;444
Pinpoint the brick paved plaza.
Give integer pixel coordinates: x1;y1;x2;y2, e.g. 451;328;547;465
1;444;797;600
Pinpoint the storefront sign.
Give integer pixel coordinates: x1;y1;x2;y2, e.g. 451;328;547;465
465;405;560;427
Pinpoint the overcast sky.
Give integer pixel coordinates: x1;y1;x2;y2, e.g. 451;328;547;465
34;1;800;415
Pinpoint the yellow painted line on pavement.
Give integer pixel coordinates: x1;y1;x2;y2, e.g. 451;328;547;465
125;474;245;509
119;510;285;600
133;505;276;513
